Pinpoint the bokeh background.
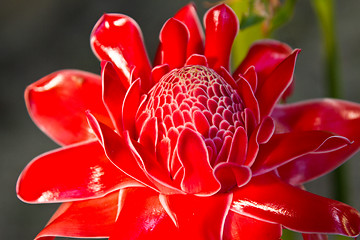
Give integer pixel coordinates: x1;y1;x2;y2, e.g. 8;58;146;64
1;0;359;239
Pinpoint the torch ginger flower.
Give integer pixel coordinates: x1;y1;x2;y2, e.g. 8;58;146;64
17;3;360;240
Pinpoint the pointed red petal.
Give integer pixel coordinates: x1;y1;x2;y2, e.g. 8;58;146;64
102;61;127;133
232;173;360;237
272;99;360;184
35;191;119;239
90;14;152;90
174;3;204;57
233;40;293;90
256;49;300;119
160;191;233;240
237;77;260;123
159;18;188;69
223;212;282;240
109;188;179;240
204;4;238;72
245;116;274;166
227;127;247;165
252;131;350;176
86;113;157;190
17;140;139;203
122;78;142;138
177;128;221;195
25;70;111;146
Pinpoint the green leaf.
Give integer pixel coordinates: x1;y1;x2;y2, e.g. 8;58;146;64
240;14;265;30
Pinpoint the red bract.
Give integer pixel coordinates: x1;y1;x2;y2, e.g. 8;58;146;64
17;3;360;240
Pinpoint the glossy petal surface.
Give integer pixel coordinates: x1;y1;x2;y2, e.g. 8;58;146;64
109;188;178;240
233;40;293;90
204;4;238;71
160;192;233;240
25;70;111;145
223;212;282;240
232;174;360;237
252;130;350;175
272;99;360;184
17;140;138;203
90;14;152;90
159;18;188;69
36;191;119;240
174;3;204;57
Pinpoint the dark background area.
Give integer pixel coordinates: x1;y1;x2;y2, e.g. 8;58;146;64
1;0;359;239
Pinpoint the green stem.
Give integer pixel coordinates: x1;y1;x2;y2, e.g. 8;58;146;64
312;0;348;204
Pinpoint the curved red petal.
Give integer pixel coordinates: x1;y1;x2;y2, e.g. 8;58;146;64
35;191;119;239
25;70;111;146
231;173;360;237
272;99;360;184
223;211;282;240
233;39;293;90
256;49;300;119
17;140;139;203
102;61;127;133
160;192;233;240
252;131;350;176
177;128;221;195
109;187;179;240
159;18;188;69
237;77;260;123
214;162;251;192
185;54;208;66
204;4;239;72
122;78;142;138
90;14;152;90
86;113;157;190
174;3;204;57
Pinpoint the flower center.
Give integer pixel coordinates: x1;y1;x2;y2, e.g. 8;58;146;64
140;65;244;167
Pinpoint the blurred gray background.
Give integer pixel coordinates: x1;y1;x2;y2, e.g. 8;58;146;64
1;0;359;239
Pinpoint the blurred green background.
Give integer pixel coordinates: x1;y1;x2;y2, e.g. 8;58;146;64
0;0;359;239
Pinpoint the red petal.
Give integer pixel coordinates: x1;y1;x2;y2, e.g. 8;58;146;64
272;99;360;184
233;40;293;90
151;64;170;84
245;116;274;166
302;233;328;240
35;191;119;239
227;127;247;165
177;128;221;195
174;3;204;57
223;212;282;240
185;54;208;66
256;49;300;119
204;4;238;72
109;188;179;240
102;61;127;132
231;173;360;237
160;191;232;240
237;77;260;123
159;18;188;69
122;78;142;138
252;131;350;176
25;70;111;146
90;14;152;90
86;113;157;190
17;140;139;203
214;162;251;192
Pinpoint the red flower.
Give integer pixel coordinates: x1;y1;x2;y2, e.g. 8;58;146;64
17;3;360;240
